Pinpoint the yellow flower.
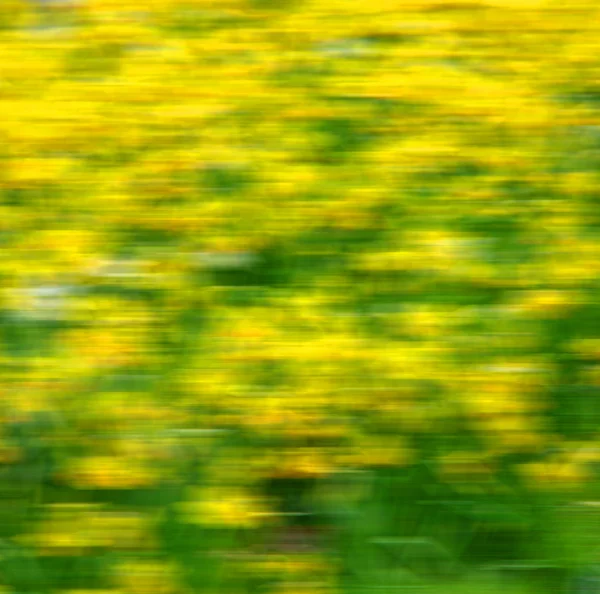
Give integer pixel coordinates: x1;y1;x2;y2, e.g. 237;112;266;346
22;507;103;556
113;560;182;594
349;436;413;468
516;289;578;317
86;511;158;550
62;456;159;490
287;450;332;478
520;459;590;490
179;488;271;528
402;306;450;339
569;338;600;361
8;158;73;187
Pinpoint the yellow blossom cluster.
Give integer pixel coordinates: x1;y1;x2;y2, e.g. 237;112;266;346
1;0;600;591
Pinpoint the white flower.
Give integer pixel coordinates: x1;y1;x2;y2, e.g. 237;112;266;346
315;39;372;58
192;251;257;269
8;285;74;321
87;258;149;279
482;365;543;374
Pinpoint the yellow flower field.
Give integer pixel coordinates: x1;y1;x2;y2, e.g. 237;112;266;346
1;0;600;592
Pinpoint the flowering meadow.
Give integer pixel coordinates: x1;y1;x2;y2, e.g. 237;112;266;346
1;1;600;593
